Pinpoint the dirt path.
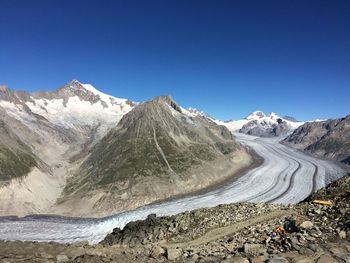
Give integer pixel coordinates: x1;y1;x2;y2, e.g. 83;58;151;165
165;209;296;248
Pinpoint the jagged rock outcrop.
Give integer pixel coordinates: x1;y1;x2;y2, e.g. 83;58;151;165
283;115;350;165
56;96;252;216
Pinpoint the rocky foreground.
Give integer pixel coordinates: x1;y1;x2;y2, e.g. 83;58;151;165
0;175;349;263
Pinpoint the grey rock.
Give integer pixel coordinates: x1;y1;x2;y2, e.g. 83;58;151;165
167;248;183;260
307;244;319;252
329;246;349;261
243;243;266;257
250;255;269;263
221;256;249;263
266;257;288;263
299;247;315;257
291;256;314;263
338;230;346;239
300;221;313;229
150;245;165;258
39;252;54;259
56;254;69;262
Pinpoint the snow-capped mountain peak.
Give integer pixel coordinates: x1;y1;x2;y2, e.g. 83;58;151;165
245;111;281;121
185;107;213;119
215;110;304;137
0;80;136;141
245;111;266;120
55;79;134;108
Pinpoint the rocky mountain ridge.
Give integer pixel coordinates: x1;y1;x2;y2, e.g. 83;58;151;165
283;115;350;166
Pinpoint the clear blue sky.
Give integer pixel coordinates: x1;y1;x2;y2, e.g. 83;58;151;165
1;0;349;121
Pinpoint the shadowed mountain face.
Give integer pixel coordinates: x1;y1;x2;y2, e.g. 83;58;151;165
283;115;350;165
0;118;37;181
57;96;251;216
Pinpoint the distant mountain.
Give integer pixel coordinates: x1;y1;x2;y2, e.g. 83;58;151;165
55;96;251;216
216;111;304;137
283;115;350;165
187;107;213;119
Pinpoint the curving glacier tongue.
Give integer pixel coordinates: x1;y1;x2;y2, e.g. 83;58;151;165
0;134;345;244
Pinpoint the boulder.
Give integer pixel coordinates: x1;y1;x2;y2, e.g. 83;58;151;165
300;221;313;229
150;245;165;258
338;230;346;239
243;243;266;257
167;247;183;260
56;254;69;262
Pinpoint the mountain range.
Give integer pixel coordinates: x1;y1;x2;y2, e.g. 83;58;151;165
216;111;304;137
0;80;252;216
0;80;348;217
